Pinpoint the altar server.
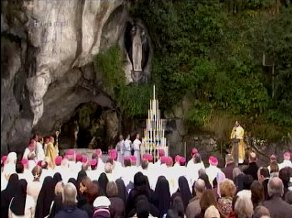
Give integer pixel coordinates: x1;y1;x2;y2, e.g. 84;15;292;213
133;134;142;166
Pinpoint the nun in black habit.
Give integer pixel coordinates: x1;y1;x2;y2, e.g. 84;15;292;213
35;176;55;218
1;173;19;218
153;176;171;218
115;178;128;205
171;176;192;211
9;179;36;217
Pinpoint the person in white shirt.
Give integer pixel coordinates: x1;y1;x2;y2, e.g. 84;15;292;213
86;159;101;181
19;159;33;183
187;148;205;172
23;139;37;161
205;156;222;187
153;149;165;168
3;152;17;182
132;134;142;166
279;152;292;170
172;156;189;191
54;156;63;172
187;153;205;187
124;134;132;158
35;135;45;161
27;165;43;202
116;134;125;165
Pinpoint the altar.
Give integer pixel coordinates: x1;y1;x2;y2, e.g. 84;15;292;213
141;85;168;161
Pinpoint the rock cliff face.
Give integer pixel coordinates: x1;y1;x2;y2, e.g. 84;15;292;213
1;0;131;154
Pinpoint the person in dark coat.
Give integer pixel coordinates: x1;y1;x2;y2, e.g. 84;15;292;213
48;181;64;218
153;176;171;218
68;178;77;188
1;173;19;218
77;170;87;182
198;173;212;190
222;154;236;180
170;195;185;218
35;176;55;218
106;181;125;218
98;172;109;196
257;167;270;200
126;172;159;217
76;170;87;192
263;177;292;218
251;180;265;208
9;179;36;217
172;176;192;211
279;167;291;200
243;152;259;180
115;178;128;204
78;176;98;218
53;172;62;185
55;182;89;218
233;167;246;192
76;170;88;207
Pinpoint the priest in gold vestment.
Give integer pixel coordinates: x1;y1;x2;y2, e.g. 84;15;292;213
230;121;246;164
45;136;58;168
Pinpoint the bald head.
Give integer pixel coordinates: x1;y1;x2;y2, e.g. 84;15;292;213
63;183;77;206
195;179;206;194
267;177;284;197
253;206;270;218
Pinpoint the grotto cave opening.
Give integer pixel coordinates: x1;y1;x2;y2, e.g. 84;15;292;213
58;102;110;152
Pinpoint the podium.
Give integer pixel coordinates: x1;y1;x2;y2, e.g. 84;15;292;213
142;85;168;162
231;138;240;166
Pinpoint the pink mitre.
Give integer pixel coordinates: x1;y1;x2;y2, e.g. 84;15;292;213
82;155;88;164
130;155;137;164
209;156;218;166
55;156;63;165
158;149;165;157
175;155;181;163
96;149;102;157
179;157;186;165
109;149;117;161
191;148;198;156
90;159;97;167
166;156;173;166
1;155;7;165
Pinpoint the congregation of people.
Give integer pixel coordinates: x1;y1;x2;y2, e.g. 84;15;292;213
1;134;292;218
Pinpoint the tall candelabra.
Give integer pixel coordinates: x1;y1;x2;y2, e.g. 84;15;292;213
142;85;168;162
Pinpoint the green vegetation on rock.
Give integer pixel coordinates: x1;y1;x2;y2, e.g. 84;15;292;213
94;45;152;117
129;1;292;141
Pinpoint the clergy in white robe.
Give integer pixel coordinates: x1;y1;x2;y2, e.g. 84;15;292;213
124;135;132;157
116;135;125;165
279;152;292;169
133;134;142;166
205;156;222;187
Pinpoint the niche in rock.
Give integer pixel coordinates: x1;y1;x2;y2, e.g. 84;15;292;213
59;102;110;151
124;20;150;83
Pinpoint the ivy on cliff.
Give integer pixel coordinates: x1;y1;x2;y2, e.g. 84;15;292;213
130;1;292;139
94;45;151;117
